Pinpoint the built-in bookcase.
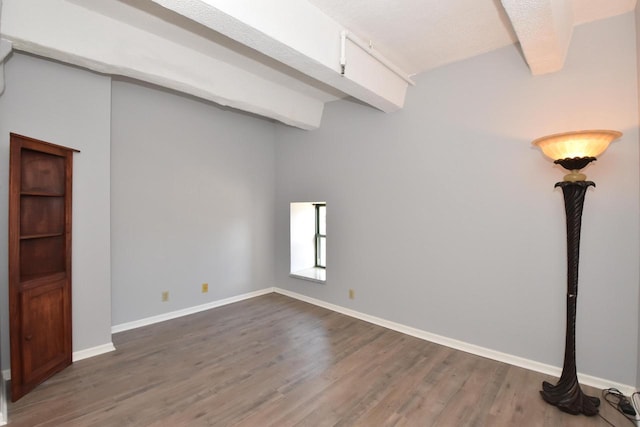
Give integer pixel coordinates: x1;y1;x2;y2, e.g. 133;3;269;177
9;134;78;402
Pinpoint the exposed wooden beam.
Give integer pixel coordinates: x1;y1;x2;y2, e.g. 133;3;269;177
151;0;411;111
0;0;327;129
501;0;574;75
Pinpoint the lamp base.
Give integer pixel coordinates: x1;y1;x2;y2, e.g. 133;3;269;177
540;378;600;416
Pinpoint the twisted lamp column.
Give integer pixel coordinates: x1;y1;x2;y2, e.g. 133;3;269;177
539;180;599;416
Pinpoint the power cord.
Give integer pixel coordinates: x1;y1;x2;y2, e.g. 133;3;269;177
601;388;639;427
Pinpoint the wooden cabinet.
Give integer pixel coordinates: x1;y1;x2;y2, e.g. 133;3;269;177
8;133;78;401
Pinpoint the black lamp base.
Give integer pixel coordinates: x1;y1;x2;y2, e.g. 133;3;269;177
541;379;600;416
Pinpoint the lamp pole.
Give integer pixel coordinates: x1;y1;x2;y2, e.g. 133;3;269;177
539;181;599;416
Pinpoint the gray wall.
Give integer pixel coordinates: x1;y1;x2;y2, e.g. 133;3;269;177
275;14;640;386
0;53;278;367
0;4;5;418
110;80;276;326
636;2;640;390
0;53;113;369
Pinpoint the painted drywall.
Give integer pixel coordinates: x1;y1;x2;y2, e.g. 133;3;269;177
0;4;5;420
636;2;640;390
0;52;113;369
110;80;276;326
275;13;640;386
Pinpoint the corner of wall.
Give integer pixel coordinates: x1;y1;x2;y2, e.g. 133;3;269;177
635;2;640;391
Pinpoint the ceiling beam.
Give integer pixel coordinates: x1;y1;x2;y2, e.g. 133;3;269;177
501;0;574;75
0;0;413;129
0;0;13;95
150;0;411;112
0;0;328;129
0;39;10;94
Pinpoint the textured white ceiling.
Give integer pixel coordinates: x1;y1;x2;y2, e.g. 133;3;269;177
572;0;637;24
307;0;636;76
1;0;636;129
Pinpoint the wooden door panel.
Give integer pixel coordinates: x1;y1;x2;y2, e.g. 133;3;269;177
20;279;70;386
9;133;78;401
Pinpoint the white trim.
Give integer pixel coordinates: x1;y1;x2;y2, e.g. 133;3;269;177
1;343;118;380
72;342;116;362
290;267;326;284
0;365;6;426
273;287;636;396
289;273;325;284
111;288;275;334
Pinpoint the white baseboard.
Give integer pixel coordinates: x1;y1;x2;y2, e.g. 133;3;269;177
73;342;116;362
273;287;636;396
0;367;6;426
1;342;117;381
111;288;275;334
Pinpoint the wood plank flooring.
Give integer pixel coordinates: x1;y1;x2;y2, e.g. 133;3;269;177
6;293;633;426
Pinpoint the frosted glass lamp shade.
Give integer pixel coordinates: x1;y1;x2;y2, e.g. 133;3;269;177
532;130;622;181
533;130;621;161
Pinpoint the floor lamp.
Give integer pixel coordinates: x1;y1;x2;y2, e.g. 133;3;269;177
532;129;622;416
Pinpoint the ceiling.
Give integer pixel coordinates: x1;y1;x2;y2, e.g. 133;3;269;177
0;0;636;130
307;0;637;75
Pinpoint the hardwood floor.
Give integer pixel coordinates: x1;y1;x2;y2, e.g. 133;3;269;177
6;293;632;426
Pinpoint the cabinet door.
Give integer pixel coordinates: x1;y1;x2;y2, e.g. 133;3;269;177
9;133;78;401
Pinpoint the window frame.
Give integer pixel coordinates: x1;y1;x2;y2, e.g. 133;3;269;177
314;203;326;269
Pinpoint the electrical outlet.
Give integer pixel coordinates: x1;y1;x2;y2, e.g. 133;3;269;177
162;291;169;302
202;283;208;293
349;289;355;299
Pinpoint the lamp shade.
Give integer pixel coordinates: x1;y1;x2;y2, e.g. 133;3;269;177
532;130;622;161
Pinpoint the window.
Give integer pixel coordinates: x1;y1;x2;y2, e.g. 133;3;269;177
290;202;326;282
315;204;326;268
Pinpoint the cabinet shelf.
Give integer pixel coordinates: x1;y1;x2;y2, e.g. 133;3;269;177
20;233;64;240
20;191;64;197
20;271;67;287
